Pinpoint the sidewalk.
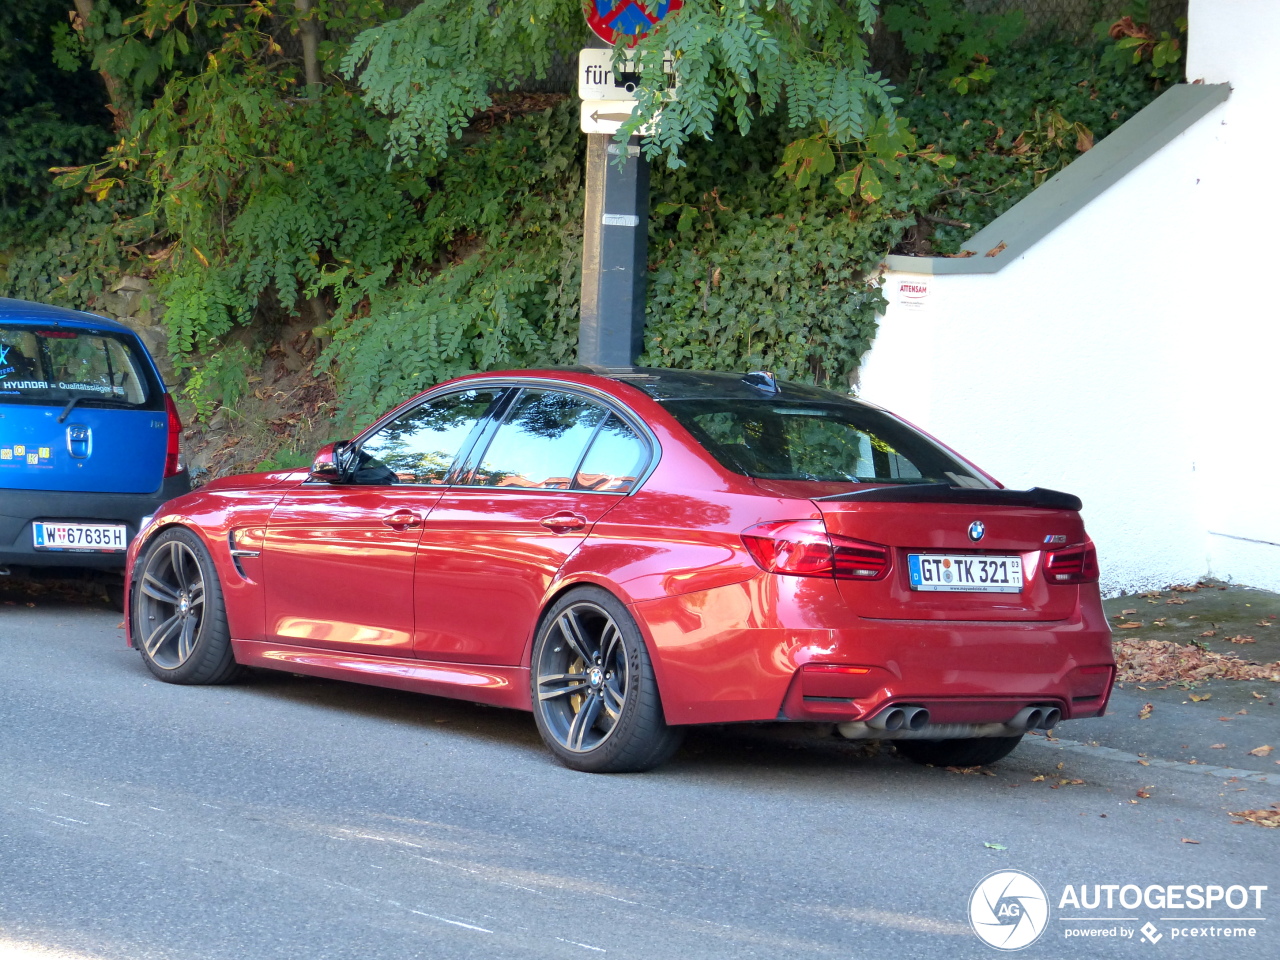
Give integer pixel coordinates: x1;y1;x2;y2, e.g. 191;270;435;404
1067;580;1280;776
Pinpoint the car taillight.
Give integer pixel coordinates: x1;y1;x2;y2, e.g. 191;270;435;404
163;393;184;478
1044;540;1099;584
741;520;891;581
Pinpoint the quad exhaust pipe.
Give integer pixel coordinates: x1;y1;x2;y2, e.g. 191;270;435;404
838;703;1061;740
865;704;930;732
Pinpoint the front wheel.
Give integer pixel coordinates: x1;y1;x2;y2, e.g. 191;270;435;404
894;735;1023;767
132;527;240;685
531;587;682;773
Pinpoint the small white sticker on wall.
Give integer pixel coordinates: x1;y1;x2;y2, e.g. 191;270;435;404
897;276;930;311
601;214;641;227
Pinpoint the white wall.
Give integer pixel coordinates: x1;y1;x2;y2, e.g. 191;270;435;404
858;0;1280;595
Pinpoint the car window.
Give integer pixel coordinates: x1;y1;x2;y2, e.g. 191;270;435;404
574;415;648;492
471;390;608;489
0;325;154;408
349;388;503;485
663;398;988;486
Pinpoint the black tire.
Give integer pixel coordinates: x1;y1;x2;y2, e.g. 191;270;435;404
531;587;683;773
894;735;1023;767
131;526;241;685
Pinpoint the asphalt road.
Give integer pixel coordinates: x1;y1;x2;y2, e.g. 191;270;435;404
2;592;1278;960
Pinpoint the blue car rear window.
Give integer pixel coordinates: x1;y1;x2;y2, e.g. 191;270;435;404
0;324;161;411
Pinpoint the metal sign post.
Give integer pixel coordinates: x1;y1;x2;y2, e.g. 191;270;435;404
576;4;680;368
579;134;649;367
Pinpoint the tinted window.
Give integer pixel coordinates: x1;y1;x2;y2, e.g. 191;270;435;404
0;325;155;408
350;389;501;485
664;398;988;485
574;415;647;492
472;390;607;489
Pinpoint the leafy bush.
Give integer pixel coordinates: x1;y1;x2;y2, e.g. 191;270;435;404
0;1;1172;434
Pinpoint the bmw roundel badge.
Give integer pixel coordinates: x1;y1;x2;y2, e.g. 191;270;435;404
968;520;985;542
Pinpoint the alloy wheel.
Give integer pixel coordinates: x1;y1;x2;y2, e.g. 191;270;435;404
535;602;630;753
136;539;207;669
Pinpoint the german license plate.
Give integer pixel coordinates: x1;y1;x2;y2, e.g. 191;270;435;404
908;554;1023;593
33;522;128;552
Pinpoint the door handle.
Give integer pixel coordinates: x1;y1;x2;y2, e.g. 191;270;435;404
540;513;587;533
382;511;423;530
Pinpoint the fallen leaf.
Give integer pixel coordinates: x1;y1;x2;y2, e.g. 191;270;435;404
1225;635;1256;644
1257;620;1272;627
1248;745;1274;757
1113;638;1280;684
1137;789;1152;799
1139;702;1153;719
1219;716;1233;722
1180;838;1200;844
1171;584;1200;592
1031;774;1045;782
1121;608;1137;615
1190;693;1212;702
983;842;1007;850
1237;709;1248;715
1253;691;1266;699
1228;804;1280;828
1199;630;1218;637
1166;598;1187;605
1210;743;1226;749
1116;621;1144;629
983;241;1007;257
1138;759;1150;766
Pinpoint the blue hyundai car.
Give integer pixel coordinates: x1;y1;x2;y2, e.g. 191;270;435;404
0;298;190;604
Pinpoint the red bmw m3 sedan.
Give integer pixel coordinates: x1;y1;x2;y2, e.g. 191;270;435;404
125;368;1114;772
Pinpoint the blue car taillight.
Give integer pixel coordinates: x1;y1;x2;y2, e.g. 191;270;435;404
163;393;183;478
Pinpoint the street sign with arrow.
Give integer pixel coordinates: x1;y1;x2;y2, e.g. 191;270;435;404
579;99;656;136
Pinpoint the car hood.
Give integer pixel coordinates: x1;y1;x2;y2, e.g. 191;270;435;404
198;470;307;493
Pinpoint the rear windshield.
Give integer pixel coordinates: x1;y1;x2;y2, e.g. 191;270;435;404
663;398;990;486
0;325;158;410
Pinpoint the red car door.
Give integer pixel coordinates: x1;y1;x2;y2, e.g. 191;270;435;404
414;389;650;666
260;387;505;656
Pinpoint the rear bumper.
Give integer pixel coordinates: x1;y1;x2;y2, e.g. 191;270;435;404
0;472;191;572
632;575;1115;726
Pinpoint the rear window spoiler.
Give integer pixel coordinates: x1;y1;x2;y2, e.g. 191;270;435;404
817;483;1082;512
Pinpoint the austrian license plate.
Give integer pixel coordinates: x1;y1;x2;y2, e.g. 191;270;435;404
908;553;1023;593
33;522;128;553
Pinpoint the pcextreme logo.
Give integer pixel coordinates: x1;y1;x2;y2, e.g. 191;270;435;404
969;870;1050;950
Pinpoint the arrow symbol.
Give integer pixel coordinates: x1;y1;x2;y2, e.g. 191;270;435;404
591;110;635;123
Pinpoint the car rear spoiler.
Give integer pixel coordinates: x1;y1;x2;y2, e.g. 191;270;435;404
817;483;1083;512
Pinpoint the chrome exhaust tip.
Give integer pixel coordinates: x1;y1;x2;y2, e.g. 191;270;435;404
899;705;930;731
1040;707;1061;730
868;707;907;732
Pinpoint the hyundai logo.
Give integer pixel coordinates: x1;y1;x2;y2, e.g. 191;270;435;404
968;521;985;542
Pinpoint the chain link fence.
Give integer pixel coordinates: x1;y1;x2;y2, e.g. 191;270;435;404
969;0;1187;35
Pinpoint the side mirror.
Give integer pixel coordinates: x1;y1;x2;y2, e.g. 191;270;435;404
309;441;349;483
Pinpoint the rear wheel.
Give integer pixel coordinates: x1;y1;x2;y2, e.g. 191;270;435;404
531;587;682;773
895;735;1023;767
132;527;240;685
